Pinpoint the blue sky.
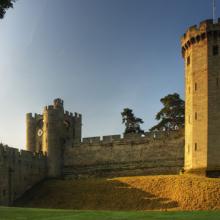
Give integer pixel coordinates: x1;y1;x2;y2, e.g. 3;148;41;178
0;0;216;149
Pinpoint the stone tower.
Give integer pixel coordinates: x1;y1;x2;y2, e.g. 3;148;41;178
181;19;220;176
26;98;82;178
42;99;64;178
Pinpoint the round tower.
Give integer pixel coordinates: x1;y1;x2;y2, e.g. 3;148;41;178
26;113;36;152
181;19;220;176
42;99;64;178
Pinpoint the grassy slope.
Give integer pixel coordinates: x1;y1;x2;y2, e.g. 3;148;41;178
0;207;220;220
15;175;220;211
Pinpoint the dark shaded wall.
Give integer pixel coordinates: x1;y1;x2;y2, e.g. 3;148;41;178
0;145;47;205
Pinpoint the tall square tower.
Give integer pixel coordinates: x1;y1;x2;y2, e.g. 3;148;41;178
181;19;220;176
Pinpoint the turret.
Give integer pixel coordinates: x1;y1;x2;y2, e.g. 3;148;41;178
42;99;64;178
26;113;36;152
73;112;82;144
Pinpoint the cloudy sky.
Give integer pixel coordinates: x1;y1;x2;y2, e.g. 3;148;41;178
0;0;215;149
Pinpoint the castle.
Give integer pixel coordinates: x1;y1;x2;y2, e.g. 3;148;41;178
0;19;220;206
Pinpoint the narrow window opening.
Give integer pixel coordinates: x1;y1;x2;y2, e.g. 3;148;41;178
195;112;197;120
195;143;198;151
188;86;190;93
195;83;197;91
213;45;219;56
187;56;190;65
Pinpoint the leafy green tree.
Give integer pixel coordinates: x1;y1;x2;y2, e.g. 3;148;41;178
121;108;144;134
150;93;185;131
0;0;16;19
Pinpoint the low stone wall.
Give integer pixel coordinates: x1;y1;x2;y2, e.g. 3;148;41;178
64;130;184;178
0;144;47;206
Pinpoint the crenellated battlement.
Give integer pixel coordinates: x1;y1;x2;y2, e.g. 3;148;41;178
26;113;34;119
64;111;81;119
26;113;43;121
44;105;56;111
78;130;183;146
0;144;47;160
53;98;63;109
74;112;82;119
181;18;220;57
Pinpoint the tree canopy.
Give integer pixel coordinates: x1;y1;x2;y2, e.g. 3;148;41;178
0;0;15;19
150;93;185;132
121;108;144;134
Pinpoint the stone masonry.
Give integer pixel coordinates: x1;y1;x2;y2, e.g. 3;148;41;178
182;19;220;176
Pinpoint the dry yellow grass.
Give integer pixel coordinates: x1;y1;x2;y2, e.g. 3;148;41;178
15;175;220;211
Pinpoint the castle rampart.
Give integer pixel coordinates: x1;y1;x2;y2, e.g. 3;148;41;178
0;144;47;206
64;130;184;178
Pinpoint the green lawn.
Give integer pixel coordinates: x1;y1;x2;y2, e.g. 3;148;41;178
0;207;219;220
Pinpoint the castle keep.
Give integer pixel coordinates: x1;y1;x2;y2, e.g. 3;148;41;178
182;19;220;175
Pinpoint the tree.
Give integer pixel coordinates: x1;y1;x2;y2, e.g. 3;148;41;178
0;0;16;19
150;93;185;132
121;108;144;134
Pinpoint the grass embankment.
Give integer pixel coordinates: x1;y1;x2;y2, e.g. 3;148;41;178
1;207;220;220
15;175;220;211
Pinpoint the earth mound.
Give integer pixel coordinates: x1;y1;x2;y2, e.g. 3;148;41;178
15;175;220;211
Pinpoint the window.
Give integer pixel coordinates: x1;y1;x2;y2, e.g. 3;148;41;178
195;143;198;151
195;112;197;120
195;83;197;91
188;86;190;93
213;45;219;56
187;56;190;65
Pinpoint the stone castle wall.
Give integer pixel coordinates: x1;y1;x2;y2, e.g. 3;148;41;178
0;144;47;206
64;130;184;178
0;130;184;206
